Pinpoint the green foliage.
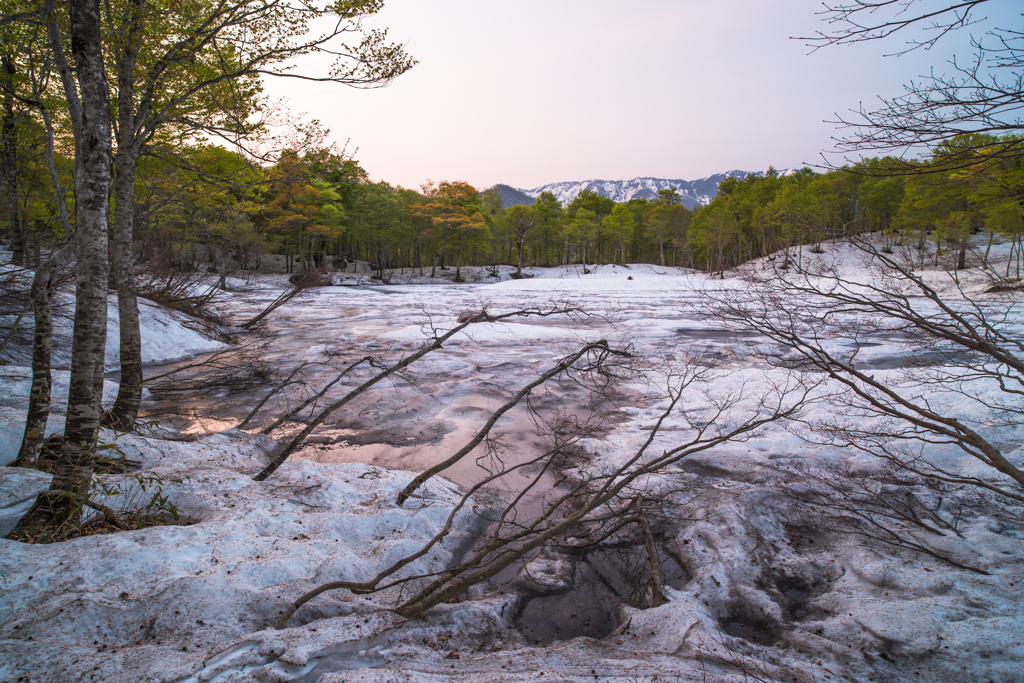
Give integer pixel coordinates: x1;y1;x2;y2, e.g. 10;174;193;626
351;181;410;275
532;191;564;266
602;203;635;264
21;437;187;543
568;208;598;265
648;201;690;266
146;145;264;270
568;189;614;222
656;187;682;205
415;181;488;278
689;202;740;275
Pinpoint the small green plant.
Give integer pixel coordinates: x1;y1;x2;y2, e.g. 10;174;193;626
12;470;189;544
88;434;186;524
94;471;188;525
12;434;189;543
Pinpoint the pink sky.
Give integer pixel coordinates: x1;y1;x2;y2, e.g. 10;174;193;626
261;0;1002;191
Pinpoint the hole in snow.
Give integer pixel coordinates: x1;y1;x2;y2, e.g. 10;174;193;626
720;611;778;646
515;560;615;642
769;570;837;622
514;534;688;643
775;575;812;620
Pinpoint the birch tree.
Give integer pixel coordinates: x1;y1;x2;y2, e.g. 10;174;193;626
11;0;113;532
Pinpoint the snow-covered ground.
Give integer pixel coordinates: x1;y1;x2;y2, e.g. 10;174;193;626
2;240;1023;682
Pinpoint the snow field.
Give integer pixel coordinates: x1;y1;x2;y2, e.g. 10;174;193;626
2;237;1024;681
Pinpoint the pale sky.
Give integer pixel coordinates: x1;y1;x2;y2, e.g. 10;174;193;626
262;0;1015;191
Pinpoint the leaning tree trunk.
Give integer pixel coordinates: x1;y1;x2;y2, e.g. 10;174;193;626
12;0;112;534
982;230;994;270
13;239;76;468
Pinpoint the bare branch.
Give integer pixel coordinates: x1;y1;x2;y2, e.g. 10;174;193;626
708;239;1024;499
253;306;583;481
259;356;374;435
395;340;631;506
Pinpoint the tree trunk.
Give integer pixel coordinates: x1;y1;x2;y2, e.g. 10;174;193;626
430;226;449;278
956;237;967;271
1011;233;1019;278
104;0;147;431
14;240;76;467
1;54;24;267
105;148;143;430
13;0;113;533
639;512;665;607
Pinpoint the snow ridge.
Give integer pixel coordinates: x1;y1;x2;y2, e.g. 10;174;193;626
507;170;794;208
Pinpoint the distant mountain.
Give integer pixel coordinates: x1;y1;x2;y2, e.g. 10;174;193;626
491;184;536;208
493;170;791;209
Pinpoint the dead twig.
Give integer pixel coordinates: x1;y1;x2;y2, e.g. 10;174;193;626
239;270;330;330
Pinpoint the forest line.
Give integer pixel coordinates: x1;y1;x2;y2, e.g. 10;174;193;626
6;132;1024;284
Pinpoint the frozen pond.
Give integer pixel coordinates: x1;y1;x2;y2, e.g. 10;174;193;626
141;268;750;492
140;264;948;476
138;269;760;636
135;264;965;549
135;267;963;641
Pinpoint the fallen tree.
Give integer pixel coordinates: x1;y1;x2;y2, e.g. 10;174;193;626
253;304;589;481
708;236;1024;502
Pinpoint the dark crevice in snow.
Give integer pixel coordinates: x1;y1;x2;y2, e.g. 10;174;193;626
514;534;689;644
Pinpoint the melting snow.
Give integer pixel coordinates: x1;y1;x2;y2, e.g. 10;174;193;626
2;240;1022;682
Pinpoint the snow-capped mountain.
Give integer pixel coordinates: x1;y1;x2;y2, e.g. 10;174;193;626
497;170;792;209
